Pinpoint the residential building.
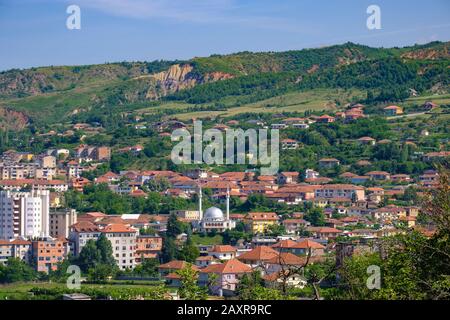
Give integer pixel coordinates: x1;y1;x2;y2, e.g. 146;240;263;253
384;105;403;116
0;190;50;240
199;259;252;296
0;239;31;265
102;224;137;270
49;209;77;239
208;245;237;261
135;235;162;263
69;221;101;255
244;212;279;234
319;158;340;168
32;237;69;273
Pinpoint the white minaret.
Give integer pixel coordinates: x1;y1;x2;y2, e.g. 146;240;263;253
198;184;203;220
226;187;230;221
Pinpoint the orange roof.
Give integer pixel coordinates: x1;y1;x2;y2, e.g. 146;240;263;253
292;239;325;249
209;245;237;253
201;259;252;274
271;239;297;248
158;260;199;271
266;252;306;265
71;221;100;233
101;223;136;233
246;212;279;221
237;246;279;261
307;227;341;234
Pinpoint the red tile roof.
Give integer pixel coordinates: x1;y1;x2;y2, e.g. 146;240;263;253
200;259;252;274
237;246;279;261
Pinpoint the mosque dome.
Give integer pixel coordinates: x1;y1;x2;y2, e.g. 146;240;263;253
203;207;224;220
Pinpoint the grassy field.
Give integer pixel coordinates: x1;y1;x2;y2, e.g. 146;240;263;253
0;280;168;300
191;234;224;245
135;88;365;121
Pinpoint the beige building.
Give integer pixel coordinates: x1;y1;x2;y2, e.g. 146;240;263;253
49;209;77;239
171;210;201;221
314;184;365;202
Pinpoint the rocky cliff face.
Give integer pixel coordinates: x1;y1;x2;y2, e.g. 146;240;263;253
145;64;233;100
0;107;29;130
401;44;450;60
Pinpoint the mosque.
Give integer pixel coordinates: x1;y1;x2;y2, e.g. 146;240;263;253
194;186;236;233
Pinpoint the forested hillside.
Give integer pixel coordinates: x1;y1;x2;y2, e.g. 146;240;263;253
0;41;448;127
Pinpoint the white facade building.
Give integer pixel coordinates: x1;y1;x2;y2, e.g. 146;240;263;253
0;190;50;240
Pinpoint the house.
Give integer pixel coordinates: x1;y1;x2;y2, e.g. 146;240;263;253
307;227;342;240
198;259;252;296
95;171;120;184
304;169;320;179
422;151;450;162
384;105;403;116
281;139;299;150
195;255;220;268
316;115;335;123
422;101;438;111
236;246;279;268
282;219;310;234
319;158;340;168
159;261;200;287
366;171;391;181
244;212;279;234
357;137;376;146
271;123;288;129
277;172;299;184
272;239;325;256
264;271;307;290
265;252;307;274
350;176;370;184
314;184;365;202
208;245;237;261
391;174;412;183
158;260;199;276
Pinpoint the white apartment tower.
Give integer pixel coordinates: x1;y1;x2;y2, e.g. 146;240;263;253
0;190;50;240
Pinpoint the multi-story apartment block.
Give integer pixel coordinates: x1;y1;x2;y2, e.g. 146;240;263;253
0;190;50;240
49;209;77;239
0;239;31;265
32;237;69;273
102;224;137;270
75;146;111;162
69;221;101;255
135;235;162;263
314;184;365;202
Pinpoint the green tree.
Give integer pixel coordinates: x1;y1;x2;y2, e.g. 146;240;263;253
176;266;207;300
305;207;325;226
97;233;116;265
0;258;38;283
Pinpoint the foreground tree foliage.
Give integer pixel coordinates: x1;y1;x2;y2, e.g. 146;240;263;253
334;167;450;300
176;266;208;300
0;258;38;283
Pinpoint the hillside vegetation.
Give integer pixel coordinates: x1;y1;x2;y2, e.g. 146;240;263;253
0;41;448;127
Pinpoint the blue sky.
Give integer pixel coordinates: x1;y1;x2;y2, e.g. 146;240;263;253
0;0;449;71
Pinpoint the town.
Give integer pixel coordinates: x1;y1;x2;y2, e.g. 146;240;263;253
0;97;448;300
